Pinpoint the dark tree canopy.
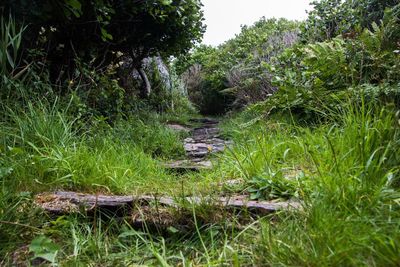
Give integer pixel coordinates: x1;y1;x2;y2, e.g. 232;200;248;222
1;0;205;94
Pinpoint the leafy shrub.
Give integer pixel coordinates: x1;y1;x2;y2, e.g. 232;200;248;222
248;173;300;200
349;83;400;106
3;0;205;86
346;6;400;84
302;0;399;43
254;5;400;120
177;18;300;113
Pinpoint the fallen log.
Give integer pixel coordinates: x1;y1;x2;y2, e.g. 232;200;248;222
35;191;301;215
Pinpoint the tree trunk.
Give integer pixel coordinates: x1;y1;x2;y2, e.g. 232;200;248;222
138;67;151;98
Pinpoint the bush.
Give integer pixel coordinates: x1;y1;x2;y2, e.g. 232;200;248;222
301;0;400;43
253;6;400;121
176;18;300;113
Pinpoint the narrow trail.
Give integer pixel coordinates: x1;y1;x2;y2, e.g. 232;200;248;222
165;118;231;171
34;118;300;230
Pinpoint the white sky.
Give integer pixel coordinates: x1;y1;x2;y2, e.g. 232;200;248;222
201;0;313;46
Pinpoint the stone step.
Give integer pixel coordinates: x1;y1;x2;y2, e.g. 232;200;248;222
189;118;219;125
166;123;191;133
163;160;213;171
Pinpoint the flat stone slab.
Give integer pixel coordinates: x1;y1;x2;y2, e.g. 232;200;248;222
35;191;301;215
192;127;220;138
189;118;219;125
163;118;232;167
163;160;213;171
164;118;231;160
184;139;230;158
166;123;191;133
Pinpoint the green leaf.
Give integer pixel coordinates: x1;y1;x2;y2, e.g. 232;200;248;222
101;28;113;41
66;0;81;10
118;230;136;238
29;235;60;264
118;229;145;238
65;0;82;18
154;251;170;267
167;226;179;234
250;192;261;200
6;51;15;68
0;167;13;178
161;0;173;6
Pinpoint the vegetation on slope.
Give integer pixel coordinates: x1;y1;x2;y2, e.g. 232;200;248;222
0;0;400;266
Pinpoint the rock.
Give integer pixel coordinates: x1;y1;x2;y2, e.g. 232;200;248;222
184;138;229;158
120;56;173;94
179;119;231;159
166;124;191;133
189;118;219;125
163;160;213;171
192;127;220;139
162;119;231;173
142;57;172;91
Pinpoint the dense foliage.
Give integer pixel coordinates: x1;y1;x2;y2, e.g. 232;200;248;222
302;0;400;42
1;0;204;107
178;1;400;118
3;0;204;65
176;18;300;114
257;2;400;121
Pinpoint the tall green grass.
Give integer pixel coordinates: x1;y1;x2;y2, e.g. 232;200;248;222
0;99;205;264
0;100;187;194
0;14;25;78
217;101;400;265
1;98;399;265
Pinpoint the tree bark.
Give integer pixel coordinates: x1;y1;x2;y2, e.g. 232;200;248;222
138;66;151;98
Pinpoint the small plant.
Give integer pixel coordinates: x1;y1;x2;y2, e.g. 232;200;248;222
0;14;26;78
29;235;60;264
247;172;300;200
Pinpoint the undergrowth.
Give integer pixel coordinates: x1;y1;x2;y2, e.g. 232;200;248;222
1;97;399;266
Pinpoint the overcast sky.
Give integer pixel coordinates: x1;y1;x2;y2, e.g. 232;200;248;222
201;0;313;46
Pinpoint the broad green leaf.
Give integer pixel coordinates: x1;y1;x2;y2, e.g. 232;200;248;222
29;235;60;264
101;28;113;41
167;226;179;234
65;0;82;17
66;0;81;10
161;0;172;6
0;167;13;178
6;51;15;68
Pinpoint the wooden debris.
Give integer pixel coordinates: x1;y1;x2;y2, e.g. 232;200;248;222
35;191;301;215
